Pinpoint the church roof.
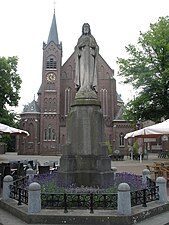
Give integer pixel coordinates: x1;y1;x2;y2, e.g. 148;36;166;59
117;93;123;103
47;11;59;45
114;105;125;120
22;100;40;113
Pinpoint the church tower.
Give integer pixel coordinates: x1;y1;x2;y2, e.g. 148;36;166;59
38;11;62;155
19;11;62;155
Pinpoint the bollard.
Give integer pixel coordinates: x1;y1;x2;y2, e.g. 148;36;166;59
0;173;1;194
2;175;13;201
118;183;131;215
26;168;34;182
142;169;150;185
28;182;41;214
156;177;168;203
111;167;117;180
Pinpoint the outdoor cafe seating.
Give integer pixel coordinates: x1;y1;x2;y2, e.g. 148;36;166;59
109;150;124;161
38;165;50;174
38;160;60;174
146;161;169;184
0;159;40;184
158;151;169;159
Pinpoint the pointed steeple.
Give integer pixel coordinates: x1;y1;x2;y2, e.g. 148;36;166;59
47;10;59;45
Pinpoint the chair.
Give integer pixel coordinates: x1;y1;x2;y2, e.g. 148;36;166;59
0;163;10;187
0;163;3;174
146;165;155;173
153;163;163;179
160;167;169;185
17;163;26;177
2;165;11;181
38;165;50;174
28;160;34;169
146;163;162;180
10;161;19;177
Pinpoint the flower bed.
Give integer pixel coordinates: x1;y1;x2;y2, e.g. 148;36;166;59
27;172;147;194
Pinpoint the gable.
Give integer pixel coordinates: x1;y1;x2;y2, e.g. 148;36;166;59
62;52;114;81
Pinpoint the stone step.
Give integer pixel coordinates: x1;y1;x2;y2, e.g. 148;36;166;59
136;211;169;225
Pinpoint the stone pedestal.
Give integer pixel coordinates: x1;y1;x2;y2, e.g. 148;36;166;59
58;91;114;187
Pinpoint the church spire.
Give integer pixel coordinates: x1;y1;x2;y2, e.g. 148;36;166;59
47;10;59;45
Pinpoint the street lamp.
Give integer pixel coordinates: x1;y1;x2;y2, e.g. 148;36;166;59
113;125;117;151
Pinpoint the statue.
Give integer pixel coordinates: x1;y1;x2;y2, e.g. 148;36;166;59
74;23;99;93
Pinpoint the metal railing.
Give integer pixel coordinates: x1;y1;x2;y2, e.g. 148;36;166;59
41;192;118;213
131;186;159;207
9;176;159;212
10;176;29;205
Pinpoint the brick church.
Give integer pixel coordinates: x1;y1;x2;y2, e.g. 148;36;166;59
18;11;132;156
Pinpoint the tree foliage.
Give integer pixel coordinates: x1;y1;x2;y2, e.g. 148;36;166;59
0;56;21;126
117;16;169;123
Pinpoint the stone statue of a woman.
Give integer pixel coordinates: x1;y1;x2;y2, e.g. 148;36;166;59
74;23;99;95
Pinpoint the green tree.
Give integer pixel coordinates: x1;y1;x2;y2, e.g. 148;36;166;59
0;56;21;151
0;56;21;126
117;16;169;123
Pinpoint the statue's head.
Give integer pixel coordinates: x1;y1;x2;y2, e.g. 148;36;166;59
82;23;91;35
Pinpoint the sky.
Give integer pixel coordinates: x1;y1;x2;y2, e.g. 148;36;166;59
0;0;169;113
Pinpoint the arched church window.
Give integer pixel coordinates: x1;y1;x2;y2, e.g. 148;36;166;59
46;56;57;69
49;98;52;111
53;98;57;111
44;98;48;111
65;87;72;116
119;133;125;147
100;88;108;116
52;129;56;140
44;126;56;141
48;126;52;140
44;129;47;140
28;123;34;142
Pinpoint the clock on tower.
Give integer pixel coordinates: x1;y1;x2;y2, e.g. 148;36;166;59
46;73;56;82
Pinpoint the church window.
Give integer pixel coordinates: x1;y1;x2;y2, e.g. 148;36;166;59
100;88;108;116
44;129;47;140
44;126;55;141
48;126;52;140
46;56;57;69
44;98;48;111
119;133;125;147
65;87;72;116
52;129;56;140
49;98;52;111
53;98;57;111
28;123;34;142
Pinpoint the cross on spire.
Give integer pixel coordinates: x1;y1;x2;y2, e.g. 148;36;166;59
53;0;56;13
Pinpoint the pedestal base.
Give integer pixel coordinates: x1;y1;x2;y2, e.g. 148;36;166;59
58;95;114;187
58;170;114;188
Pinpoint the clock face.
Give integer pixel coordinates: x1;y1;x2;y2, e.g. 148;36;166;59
46;73;56;82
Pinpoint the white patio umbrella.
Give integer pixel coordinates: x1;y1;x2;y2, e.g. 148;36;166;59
0;123;29;136
124;119;169;139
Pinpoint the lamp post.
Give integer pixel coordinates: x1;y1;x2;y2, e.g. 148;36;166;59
128;138;133;160
113;125;117;151
136;120;143;163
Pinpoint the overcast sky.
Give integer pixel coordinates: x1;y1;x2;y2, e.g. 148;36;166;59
0;0;169;113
